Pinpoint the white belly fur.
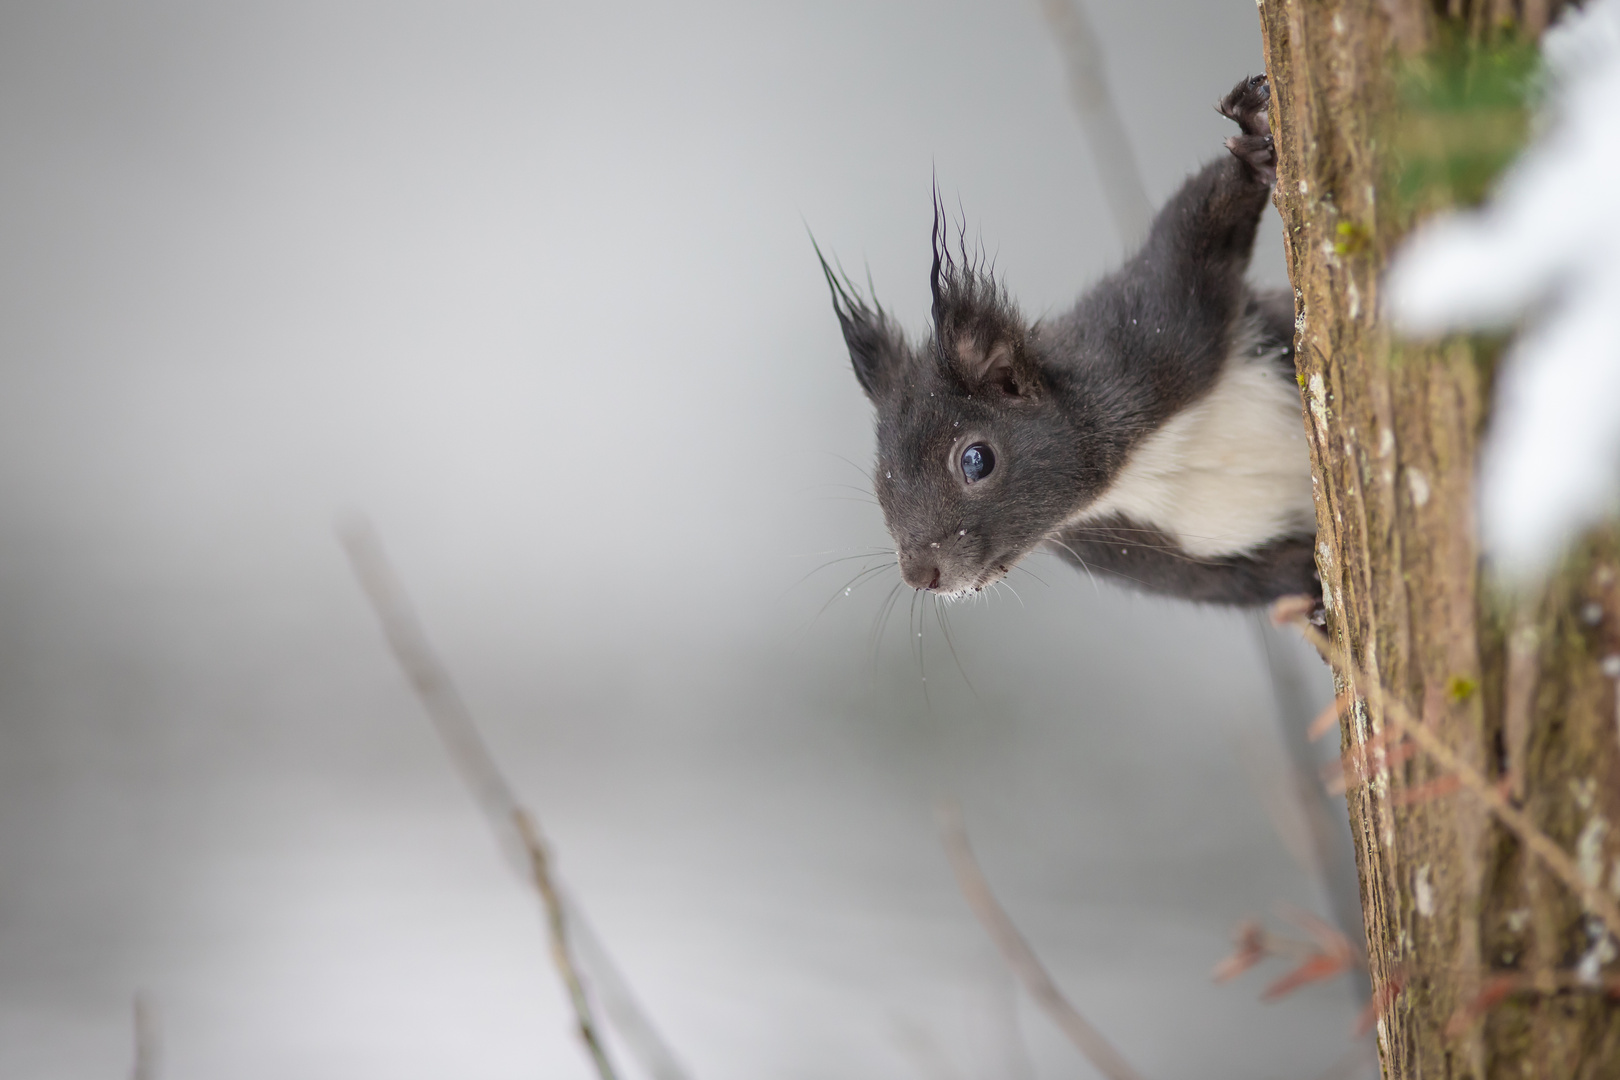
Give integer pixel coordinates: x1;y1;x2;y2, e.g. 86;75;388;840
1065;339;1316;558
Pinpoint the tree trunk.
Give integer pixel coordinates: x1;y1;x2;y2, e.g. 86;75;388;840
1257;2;1620;1076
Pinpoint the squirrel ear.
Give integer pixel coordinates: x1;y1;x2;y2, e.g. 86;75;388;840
947;330;1035;398
951;333;1015;392
838;306;908;402
928;207;1035;397
816;244;907;402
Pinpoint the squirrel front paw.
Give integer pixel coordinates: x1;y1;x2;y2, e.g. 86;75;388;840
1218;74;1276;185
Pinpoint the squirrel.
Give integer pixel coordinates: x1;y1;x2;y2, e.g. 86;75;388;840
818;74;1319;608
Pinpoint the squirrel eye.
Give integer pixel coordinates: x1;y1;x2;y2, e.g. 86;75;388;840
960;443;995;483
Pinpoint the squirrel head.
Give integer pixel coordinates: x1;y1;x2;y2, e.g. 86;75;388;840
816;202;1103;596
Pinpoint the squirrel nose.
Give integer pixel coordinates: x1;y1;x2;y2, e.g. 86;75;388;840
901;560;941;591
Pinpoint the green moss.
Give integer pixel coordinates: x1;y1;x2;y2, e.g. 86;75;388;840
1333;220;1372;256
1390;27;1543;214
1447;675;1480;702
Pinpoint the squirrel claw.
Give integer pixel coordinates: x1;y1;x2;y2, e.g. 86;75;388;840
1217;73;1272;136
1219;74;1275;183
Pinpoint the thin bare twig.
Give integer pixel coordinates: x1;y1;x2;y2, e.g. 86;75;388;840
1445;970;1620;1037
1213;908;1363;1005
567;907;694;1080
1308;692;1353;741
1214;919;1329;977
1248;618;1369;1007
1286;618;1620;945
937;802;1149;1080
1389;773;1464;807
1038;0;1154;243
1230;725;1321;881
1324;735;1418;795
339;518;619;1080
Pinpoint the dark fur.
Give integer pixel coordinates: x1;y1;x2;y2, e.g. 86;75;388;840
820;75;1318;607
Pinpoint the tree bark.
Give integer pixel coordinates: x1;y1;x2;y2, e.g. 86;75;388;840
1257;2;1620;1076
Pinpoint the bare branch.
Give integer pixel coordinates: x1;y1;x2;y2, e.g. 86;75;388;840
1213;907;1363;1005
568;906;696;1080
1308;692;1352;741
338;519;520;832
339;517;620;1080
1037;0;1153;243
1249;616;1368;997
936;802;1149;1080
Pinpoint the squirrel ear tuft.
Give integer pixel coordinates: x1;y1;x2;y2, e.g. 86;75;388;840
839;305;908;403
815;241;908;403
929;205;1035;398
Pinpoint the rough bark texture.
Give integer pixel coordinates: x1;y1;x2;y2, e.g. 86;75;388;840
1256;1;1620;1076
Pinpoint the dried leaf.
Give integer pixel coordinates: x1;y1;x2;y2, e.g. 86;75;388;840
1277;904;1359;965
1262;952;1353;1001
1213;921;1267;983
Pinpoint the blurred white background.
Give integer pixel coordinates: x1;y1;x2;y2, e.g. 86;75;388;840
0;2;1353;1077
